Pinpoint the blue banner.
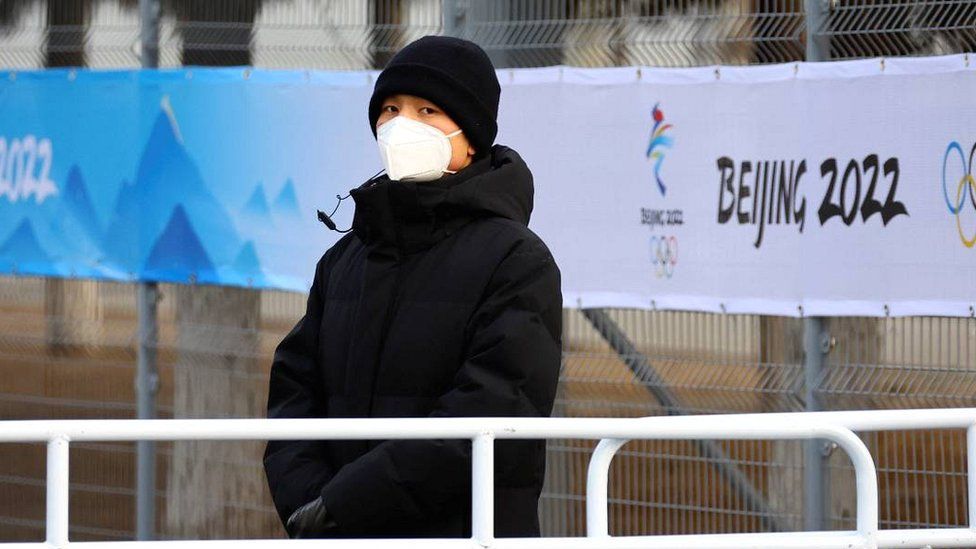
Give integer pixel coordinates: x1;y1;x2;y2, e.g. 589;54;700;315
0;68;378;291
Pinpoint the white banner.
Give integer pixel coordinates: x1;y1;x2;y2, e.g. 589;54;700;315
501;55;976;317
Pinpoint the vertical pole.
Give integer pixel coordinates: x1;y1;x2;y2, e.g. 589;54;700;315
137;0;161;541
805;0;830;62
140;0;160;69
586;438;628;538
442;0;456;36
46;436;70;547
442;0;465;38
803;316;828;531
136;283;159;540
472;0;511;69
471;432;495;546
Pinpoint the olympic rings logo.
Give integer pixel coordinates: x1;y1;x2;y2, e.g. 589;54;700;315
942;141;976;248
650;235;678;279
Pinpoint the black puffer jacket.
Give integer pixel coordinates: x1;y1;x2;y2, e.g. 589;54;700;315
263;146;562;538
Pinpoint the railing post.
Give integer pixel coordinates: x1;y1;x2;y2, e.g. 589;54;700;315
581;308;785;532
135;282;159;540
968;423;976;528
586;438;628;538
821;426;878;545
472;432;495;546
804;317;829;531
46;436;70;548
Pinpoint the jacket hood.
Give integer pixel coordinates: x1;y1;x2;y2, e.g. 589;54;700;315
349;146;533;252
437;145;533;225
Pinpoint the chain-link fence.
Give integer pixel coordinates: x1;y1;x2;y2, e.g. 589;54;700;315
2;1;975;70
1;0;975;543
547;311;976;536
0;278;298;540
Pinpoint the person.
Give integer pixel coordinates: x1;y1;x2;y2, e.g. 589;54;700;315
262;35;562;539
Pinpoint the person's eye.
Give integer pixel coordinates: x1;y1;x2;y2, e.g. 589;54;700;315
419;107;438;115
382;105;399;113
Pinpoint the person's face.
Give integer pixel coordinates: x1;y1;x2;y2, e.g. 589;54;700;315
376;94;475;174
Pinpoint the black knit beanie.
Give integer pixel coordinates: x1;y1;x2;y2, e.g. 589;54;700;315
368;36;501;157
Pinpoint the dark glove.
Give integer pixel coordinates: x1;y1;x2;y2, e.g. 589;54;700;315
285;496;339;538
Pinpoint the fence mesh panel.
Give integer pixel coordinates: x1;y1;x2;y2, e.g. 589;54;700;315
1;0;975;542
0;279;295;540
820;0;976;60
3;1;975;70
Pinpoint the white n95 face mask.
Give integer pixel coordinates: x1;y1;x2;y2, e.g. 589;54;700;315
376;116;462;182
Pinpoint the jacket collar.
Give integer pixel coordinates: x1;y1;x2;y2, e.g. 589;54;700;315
349;146;533;254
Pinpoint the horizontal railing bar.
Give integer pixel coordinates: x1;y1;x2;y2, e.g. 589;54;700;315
0;543;481;549
6;529;974;549
877;528;976;548
0;532;869;549
716;408;976;431
0;408;976;442
0;412;953;442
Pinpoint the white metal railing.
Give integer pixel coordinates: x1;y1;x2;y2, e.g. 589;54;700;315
4;409;976;548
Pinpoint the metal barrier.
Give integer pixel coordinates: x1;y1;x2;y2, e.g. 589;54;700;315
3;409;976;548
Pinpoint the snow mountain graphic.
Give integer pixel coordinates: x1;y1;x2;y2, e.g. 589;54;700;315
225;240;271;287
240;183;275;228
63;165;103;240
0;94;312;285
233;241;261;274
143;205;218;282
0;220;52;272
273;179;301;218
104;104;242;274
233;177;315;287
0;164;106;276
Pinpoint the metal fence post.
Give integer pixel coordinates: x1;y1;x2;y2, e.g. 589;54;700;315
471;1;512;69
803;316;829;531
442;0;466;38
137;1;160;540
805;0;830;62
136;283;159;540
140;0;160;69
803;2;830;531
